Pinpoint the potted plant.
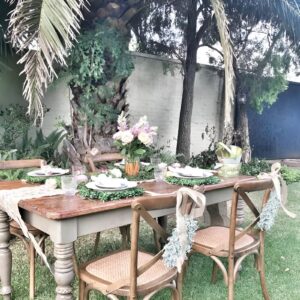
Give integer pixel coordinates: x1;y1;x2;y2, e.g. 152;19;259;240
113;112;158;176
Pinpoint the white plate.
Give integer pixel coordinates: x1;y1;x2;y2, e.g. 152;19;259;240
86;181;137;192
169;166;213;178
27;169;69;177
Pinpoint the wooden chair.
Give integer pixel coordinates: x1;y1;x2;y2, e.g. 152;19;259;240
79;195;180;300
0;159;47;300
191;179;273;300
85;152;131;253
84;152;123;173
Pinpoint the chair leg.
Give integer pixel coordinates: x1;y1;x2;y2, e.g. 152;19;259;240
79;279;86;300
211;261;218;284
29;242;35;300
258;250;270;299
227;255;235;300
94;232;101;254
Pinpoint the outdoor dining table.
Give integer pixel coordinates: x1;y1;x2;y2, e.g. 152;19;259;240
0;176;254;300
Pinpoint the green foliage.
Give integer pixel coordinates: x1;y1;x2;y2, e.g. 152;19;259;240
67;23;134;130
240;158;271;176
0;169;26;181
0;104;31;150
165;176;220;187
78;184;144;202
24;175;61;187
280;166;300;185
189;150;217;169
20;129;66;165
243;55;289;113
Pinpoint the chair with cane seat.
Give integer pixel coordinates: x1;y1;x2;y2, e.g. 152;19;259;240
191;179;274;300
0;159;47;300
79;195;180;300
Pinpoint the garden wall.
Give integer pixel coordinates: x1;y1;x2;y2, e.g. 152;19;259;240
0;52;224;155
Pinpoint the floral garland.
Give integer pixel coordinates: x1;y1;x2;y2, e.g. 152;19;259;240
165;176;220;187
163;216;198;269
78;184;144;202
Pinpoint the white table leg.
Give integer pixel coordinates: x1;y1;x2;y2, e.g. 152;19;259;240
54;242;74;300
0;210;12;300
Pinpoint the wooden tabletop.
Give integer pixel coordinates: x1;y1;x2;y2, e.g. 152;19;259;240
0;176;254;220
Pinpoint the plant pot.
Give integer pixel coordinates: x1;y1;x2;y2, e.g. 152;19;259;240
124;159;140;177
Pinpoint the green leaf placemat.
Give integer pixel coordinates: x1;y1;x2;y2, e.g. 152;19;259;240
165;176;220;187
24;175;61;187
78;184;144;202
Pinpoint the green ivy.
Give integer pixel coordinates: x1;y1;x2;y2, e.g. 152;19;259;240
165;176;220;187
67;23;134;130
78;184;144;202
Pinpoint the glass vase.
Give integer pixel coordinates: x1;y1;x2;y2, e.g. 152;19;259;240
124;158;140;177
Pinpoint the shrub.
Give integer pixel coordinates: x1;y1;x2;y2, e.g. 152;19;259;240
280;165;300;185
240;158;271;176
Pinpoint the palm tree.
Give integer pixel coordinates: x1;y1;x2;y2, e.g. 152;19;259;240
3;0;300;133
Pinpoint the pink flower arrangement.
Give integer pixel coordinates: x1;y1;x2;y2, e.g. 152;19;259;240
113;112;158;160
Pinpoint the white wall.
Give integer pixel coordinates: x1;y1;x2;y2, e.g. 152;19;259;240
128;53;223;154
0;53;223;154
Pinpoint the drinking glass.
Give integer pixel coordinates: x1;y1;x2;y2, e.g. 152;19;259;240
61;175;77;196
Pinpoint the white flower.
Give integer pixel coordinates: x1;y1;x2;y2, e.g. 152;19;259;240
121;130;134;145
138;131;153;146
109;168;122;178
136;115;148;128
113;131;122;141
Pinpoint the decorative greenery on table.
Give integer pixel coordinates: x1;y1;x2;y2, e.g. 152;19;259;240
24;175;61;187
78;184;144;202
165;176;220;187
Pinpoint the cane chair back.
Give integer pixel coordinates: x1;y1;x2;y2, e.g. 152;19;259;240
192;178;274;300
79;195;179;300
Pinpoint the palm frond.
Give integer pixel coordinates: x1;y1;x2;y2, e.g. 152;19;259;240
210;0;235;126
7;0;86;123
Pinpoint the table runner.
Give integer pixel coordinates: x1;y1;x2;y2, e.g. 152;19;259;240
0;183;64;273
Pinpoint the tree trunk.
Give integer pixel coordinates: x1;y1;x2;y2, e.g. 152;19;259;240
63;1;144;166
238;100;251;163
176;0;198;161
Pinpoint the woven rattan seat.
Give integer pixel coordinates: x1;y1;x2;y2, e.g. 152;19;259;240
194;226;256;252
81;250;176;296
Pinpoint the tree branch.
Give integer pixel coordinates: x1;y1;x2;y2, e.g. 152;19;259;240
199;43;223;57
195;15;212;45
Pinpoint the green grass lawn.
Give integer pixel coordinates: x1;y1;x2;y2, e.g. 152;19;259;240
7;182;300;300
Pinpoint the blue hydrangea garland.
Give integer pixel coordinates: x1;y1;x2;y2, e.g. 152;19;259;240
162;216;198;270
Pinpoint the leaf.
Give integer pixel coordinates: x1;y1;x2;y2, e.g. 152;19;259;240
135;149;146;156
7;0;87;122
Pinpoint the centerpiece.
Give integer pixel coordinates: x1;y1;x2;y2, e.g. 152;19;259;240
113;112;158;176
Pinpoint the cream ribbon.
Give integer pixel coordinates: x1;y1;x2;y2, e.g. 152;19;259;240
175;188;206;272
0;182;64;274
258;162;296;219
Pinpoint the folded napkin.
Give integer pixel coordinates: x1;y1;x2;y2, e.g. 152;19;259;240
0;184;64;273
